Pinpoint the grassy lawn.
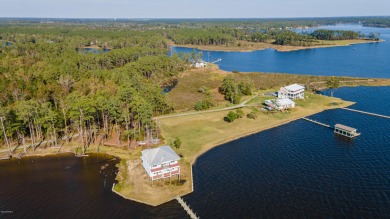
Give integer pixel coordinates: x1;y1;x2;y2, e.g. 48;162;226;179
160;92;354;164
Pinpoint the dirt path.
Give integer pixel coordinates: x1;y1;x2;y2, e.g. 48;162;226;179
154;95;259;120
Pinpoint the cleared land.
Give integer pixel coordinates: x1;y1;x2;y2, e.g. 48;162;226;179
172;39;381;52
167;65;390;112
159;92;354;164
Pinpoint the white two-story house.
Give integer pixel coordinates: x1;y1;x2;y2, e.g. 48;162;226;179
141;145;181;181
278;84;305;100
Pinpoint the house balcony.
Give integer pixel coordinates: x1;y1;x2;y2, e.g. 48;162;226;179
152;170;180;180
151;162;179;172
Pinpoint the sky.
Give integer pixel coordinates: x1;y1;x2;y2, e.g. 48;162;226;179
1;0;389;18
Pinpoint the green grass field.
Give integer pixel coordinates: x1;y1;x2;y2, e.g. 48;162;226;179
161;92;354;164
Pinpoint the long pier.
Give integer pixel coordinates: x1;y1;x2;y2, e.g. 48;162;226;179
341;108;390;119
176;196;199;219
301;117;331;128
212;58;222;64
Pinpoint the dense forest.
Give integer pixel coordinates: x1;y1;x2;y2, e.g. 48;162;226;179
165;29;237;46
166;27;368;47
309;30;360;40
0;25;188;153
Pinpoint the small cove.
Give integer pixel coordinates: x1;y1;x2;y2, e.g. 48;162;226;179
170;25;390;78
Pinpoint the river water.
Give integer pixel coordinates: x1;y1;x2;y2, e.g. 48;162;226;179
170;25;390;78
81;48;111;54
184;86;390;218
0;154;186;218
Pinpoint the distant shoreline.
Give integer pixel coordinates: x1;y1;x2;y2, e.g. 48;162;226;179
171;39;383;52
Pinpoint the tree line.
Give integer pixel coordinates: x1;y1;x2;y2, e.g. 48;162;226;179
309;30;359;40
164;27;364;47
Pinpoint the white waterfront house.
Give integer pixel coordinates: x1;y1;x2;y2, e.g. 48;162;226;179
265;98;295;110
141;146;180;181
193;60;207;68
278;84;305;100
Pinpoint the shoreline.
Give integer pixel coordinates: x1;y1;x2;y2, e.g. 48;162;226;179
2;87;386;207
0;90;374;207
151;92;356;205
171;39;383;52
183;99;355;166
190;109;333;166
111;183;161;207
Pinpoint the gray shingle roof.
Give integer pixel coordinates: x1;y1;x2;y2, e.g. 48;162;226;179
335;124;357;132
141;146;180;166
284;84;305;92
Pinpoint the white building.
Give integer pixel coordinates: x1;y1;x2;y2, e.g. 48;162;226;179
193;60;207;68
278;84;305;100
141;146;180;181
265;98;295;110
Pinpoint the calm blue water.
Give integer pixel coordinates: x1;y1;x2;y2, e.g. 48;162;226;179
170;25;390;78
320;86;390;115
183;86;390;218
81;47;110;54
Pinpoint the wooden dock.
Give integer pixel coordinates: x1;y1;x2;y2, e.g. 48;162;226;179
341;108;390;119
301;117;331;128
176;196;199;219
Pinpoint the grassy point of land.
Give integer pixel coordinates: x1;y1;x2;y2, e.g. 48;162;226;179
112;67;390;206
159;92;354;164
172;39;382;52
